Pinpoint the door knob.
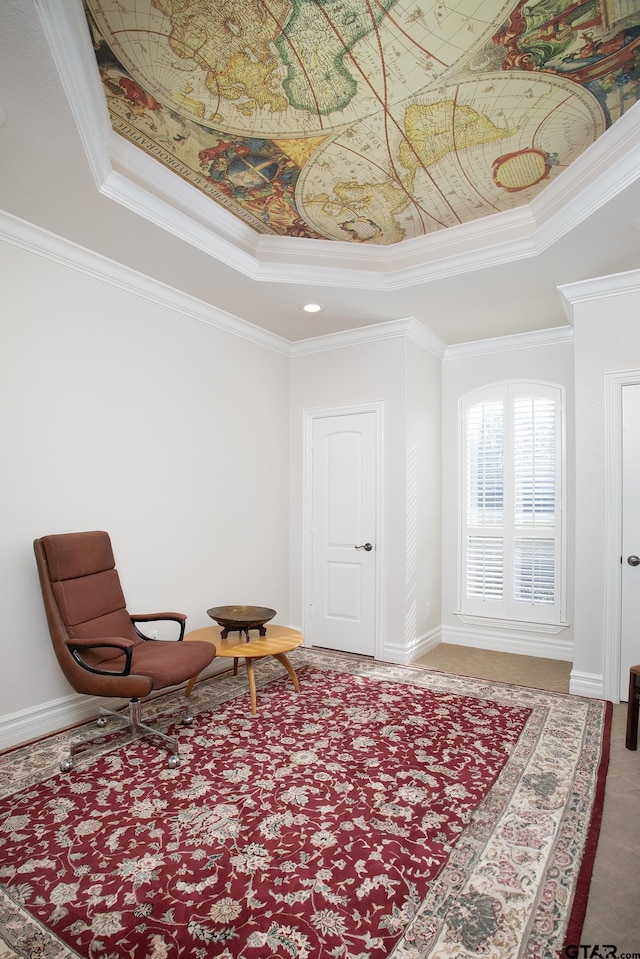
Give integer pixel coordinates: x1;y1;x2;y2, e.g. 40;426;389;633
628;555;640;566
355;543;373;551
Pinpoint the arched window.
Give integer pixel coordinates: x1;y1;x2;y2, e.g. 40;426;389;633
459;382;565;626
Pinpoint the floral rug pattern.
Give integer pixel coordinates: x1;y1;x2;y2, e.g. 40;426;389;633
0;650;609;958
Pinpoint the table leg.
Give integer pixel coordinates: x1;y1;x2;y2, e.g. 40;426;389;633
245;658;258;715
274;653;300;693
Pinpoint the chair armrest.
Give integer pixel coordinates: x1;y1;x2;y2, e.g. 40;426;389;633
130;613;187;641
67;637;135;676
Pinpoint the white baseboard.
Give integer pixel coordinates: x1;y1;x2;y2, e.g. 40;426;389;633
2;640;598;752
569;670;605;699
382;627;442;666
0;663;226;753
441;625;573;661
0;691;101;753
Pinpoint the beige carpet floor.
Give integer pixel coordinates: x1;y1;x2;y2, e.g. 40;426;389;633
414;644;640;951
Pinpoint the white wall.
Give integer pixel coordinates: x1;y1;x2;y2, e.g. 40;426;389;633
406;335;442;654
0;236;291;747
569;271;640;698
6;220;633;752
441;331;575;660
289;326;442;663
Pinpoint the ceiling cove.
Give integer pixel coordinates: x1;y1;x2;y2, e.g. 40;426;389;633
37;0;640;291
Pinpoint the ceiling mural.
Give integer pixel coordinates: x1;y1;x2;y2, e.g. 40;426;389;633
84;0;640;245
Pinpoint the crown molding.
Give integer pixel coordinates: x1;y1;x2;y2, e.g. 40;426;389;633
443;325;574;360
35;0;113;186
0;209;291;356
107;134;261;259
529;104;640;254
290;317;445;357
1;206;443;358
406;319;447;359
258;205;540;291
0;200;453;360
290;317;413;356
265;102;640;286
102;162;260;278
108;135;390;289
2;205;581;360
35;0;640;295
558;268;640;320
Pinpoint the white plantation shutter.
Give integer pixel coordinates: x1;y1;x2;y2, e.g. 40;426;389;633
513;396;556;527
466;536;503;600
466;400;503;527
513;537;555;606
461;383;564;624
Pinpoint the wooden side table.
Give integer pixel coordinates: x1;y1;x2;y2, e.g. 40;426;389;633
184;624;304;715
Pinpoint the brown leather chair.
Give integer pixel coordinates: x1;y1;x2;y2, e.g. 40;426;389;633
34;531;216;771
626;664;640;749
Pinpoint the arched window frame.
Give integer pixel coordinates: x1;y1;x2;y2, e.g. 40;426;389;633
458;381;567;629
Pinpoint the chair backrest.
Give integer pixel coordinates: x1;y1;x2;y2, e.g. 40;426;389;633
40;531;136;642
34;532;141;690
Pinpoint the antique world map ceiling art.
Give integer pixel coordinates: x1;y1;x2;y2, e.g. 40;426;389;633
84;1;640;245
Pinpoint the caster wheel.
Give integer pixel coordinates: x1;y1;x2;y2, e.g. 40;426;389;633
96;715;108;728
183;713;194;726
60;757;74;773
167;754;180;769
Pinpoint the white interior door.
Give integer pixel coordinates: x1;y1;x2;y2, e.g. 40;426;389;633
308;411;378;656
620;383;640;699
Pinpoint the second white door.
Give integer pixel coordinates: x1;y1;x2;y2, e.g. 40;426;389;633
309;411;378;656
620;382;640;699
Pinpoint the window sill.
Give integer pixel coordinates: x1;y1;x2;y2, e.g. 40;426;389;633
455;612;569;634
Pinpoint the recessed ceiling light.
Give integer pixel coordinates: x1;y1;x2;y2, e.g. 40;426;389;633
301;302;324;313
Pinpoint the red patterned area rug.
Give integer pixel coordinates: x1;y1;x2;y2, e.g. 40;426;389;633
0;649;610;959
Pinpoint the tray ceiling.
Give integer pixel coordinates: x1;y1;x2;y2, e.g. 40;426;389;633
83;0;640;247
3;0;640;344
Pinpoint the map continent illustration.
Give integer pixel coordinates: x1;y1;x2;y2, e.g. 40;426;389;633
86;0;640;243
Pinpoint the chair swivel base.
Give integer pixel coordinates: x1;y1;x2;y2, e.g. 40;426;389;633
60;697;193;772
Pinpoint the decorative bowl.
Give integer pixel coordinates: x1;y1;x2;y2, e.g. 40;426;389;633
206;605;277;629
